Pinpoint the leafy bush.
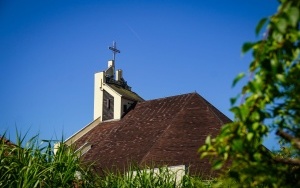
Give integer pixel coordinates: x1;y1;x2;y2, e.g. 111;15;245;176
200;0;300;187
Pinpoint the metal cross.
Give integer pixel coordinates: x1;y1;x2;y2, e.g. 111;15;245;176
108;41;120;61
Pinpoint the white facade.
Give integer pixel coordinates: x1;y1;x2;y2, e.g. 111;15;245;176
66;59;142;146
93;60;142;122
93;72;105;120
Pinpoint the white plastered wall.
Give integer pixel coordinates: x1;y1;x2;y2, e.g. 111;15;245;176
94;72;105;121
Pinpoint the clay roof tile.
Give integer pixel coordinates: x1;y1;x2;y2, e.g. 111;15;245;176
73;92;231;177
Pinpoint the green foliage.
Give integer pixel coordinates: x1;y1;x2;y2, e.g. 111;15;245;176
98;165;209;188
200;0;300;187
0;133;97;188
99;167;176;188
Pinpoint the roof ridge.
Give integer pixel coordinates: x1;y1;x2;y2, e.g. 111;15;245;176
139;93;195;165
107;83;144;101
64;117;101;145
196;94;231;124
139;92;197;104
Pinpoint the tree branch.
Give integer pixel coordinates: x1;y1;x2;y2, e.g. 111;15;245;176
273;157;300;166
276;129;300;150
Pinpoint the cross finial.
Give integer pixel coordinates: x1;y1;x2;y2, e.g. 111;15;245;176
108;41;120;62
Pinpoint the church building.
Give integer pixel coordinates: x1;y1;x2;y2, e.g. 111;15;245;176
65;42;231;178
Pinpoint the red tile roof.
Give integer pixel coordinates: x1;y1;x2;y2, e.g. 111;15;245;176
74;93;231;177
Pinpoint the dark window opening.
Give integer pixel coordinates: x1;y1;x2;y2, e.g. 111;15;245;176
123;104;127;112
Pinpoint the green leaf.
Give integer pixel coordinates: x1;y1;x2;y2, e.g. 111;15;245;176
232;72;245;88
230;94;241;105
287;7;299;27
224;152;229;160
276;18;287;33
230;97;237;106
200;152;209;159
230;106;241;120
251;110;261;122
247;132;254;141
253;152;262;161
212;159;223;170
232;139;243;152
255;18;268;36
205;135;211;145
272;31;283;42
276;74;285;83
239;106;248;122
252;123;260;131
242;42;255;54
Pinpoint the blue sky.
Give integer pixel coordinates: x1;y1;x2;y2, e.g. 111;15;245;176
1;0;279;149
